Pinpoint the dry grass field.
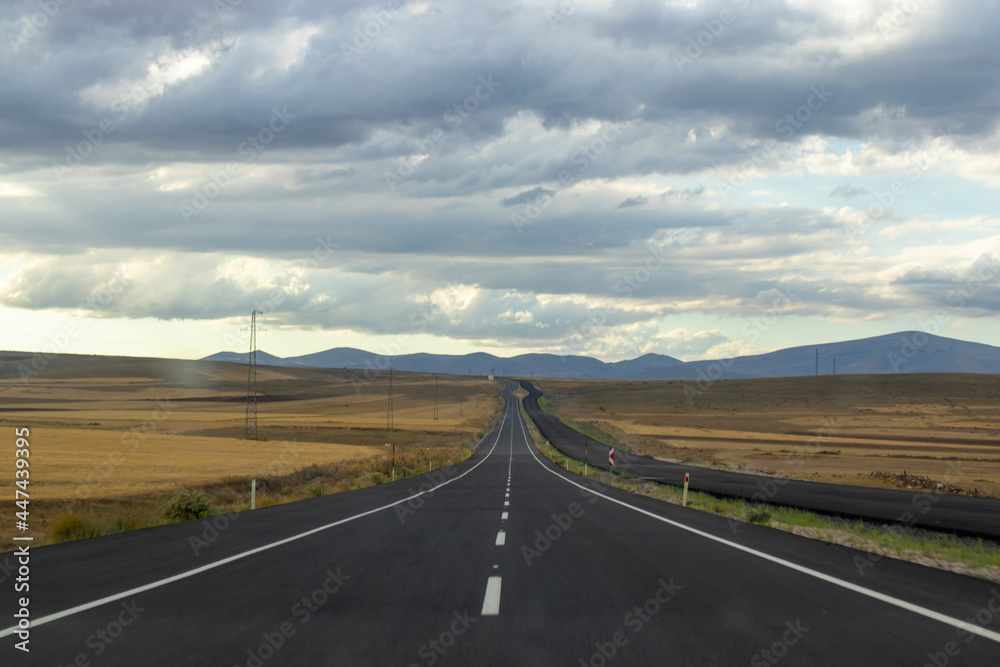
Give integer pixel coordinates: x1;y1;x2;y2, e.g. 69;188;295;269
533;374;1000;497
0;352;503;550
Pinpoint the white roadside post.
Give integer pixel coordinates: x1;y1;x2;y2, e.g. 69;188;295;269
683;473;690;507
251;479;256;510
608;447;615;487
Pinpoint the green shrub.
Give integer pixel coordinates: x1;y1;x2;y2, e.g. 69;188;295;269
255;493;279;508
746;503;772;525
110;510;146;534
52;513;100;543
307;482;327;498
164;489;213;522
353;472;388;489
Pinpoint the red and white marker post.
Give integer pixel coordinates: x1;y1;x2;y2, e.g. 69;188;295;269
608;447;615;486
682;472;690;506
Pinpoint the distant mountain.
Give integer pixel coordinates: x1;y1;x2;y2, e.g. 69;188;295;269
201;350;288;366
631;332;1000;380
201;348;684;379
201;332;1000;380
607;352;685;376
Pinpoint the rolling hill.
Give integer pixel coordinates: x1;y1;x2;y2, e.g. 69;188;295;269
201;332;1000;380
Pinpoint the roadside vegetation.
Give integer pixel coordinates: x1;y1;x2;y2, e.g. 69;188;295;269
29;445;474;549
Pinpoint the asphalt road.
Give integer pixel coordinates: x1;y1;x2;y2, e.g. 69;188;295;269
520;379;1000;541
3;383;1000;665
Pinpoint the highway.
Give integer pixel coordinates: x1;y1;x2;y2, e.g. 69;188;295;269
3;383;1000;665
520;380;1000;541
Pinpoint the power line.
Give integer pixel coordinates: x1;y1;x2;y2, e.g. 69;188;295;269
242;310;265;440
386;367;394;431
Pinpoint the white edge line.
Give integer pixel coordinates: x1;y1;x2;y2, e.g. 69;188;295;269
481;576;502;616
0;402;513;639
513;390;1000;645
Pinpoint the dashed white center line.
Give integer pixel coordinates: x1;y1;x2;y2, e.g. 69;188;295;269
481;576;502;616
501;511;508;520
504;500;509;506
505;492;509;498
495;530;506;546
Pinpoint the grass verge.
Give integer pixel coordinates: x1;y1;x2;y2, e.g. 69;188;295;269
528;383;623;450
2;444;477;552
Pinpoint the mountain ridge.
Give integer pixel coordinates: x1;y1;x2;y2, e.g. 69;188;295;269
201;331;1000;380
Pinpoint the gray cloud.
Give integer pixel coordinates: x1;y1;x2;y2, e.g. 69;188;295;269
500;187;556;207
830;183;869;199
616;195;648;209
661;186;705;198
1;0;998;359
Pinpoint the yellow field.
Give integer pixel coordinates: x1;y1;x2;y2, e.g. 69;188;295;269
535;374;1000;496
13;427;381;500
0;352;503;548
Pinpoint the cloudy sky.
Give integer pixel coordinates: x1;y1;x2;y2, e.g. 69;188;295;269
1;0;998;363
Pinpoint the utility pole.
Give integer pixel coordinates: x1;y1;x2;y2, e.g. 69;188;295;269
242;310;265;440
386;368;394;431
